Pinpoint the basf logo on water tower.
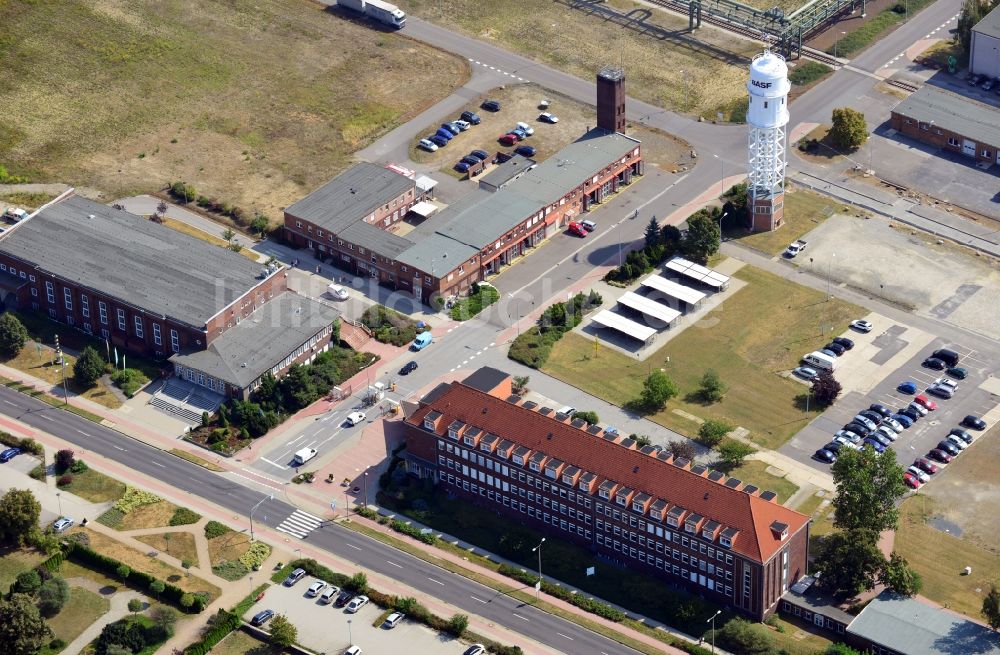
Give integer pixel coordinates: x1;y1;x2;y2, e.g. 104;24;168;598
746;49;790;233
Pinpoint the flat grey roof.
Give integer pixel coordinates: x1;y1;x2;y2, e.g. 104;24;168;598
462;366;509;393
285;163;414;233
479;155;536;190
847;590;1000;655
169;292;339;389
973;5;1000;39
780;577;855;626
395;231;480;272
0;195;266;326
340;221;414;260
893;85;1000;148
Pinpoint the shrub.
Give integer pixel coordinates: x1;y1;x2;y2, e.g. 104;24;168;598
56;474;74;487
0;312;29;357
114;487;162;514
0;432;44;456
182;610;240;655
346;572;369;594
13;569;42;594
360;305;420;346
446;613;469;637
449;284;500;321
29;464;46;481
127;598;143;614
48;639;66;651
388;519;438;545
697;419;733;447
110;368;149;398
73;346;106;388
54;449;75;474
96;508;125;529
238;541;271;570
169;507;202;526
69;459;88;474
212;560;249;581
204;520;232;539
168;181;197;203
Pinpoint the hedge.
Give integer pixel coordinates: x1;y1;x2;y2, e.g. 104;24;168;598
0;431;43;456
64;542;205;613
42;551;65;572
498;564;626;622
184;584;269;655
389;519;438;545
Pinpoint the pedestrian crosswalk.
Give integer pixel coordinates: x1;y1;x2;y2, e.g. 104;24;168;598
275;509;323;539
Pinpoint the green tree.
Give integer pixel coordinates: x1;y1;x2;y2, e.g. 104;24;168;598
12;570;42;595
149;580;165;600
697;419;733;447
716;440;756;470
115;564;131;582
681;211;720;264
830;107;868;150
0;313;28;357
638;370;678;411
0;488;41;545
0;593;53;655
668;440;696;461
268;615;297;648
643;216;662;248
279;364;316;411
826;645;863;655
713;617;773;654
630;434;652;448
127;598;142;614
36;577;70;617
880;551;922;597
250;213;269;237
811;369;843;406
221;228;236;244
574;410;599;425
660;224;683;252
815;529;886;597
149;606;178;639
446;613;470;637
511;375;530;394
73;346;106;388
830;447;906;534
983;584;1000;630
698;369;727;402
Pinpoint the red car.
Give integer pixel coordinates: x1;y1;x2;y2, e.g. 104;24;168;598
903;472;921;489
914;394;937;411
913;457;938;475
567;221;587;237
927;448;952;464
498;133;520;146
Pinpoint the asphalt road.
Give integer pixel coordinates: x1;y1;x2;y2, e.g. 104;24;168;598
0;384;638;655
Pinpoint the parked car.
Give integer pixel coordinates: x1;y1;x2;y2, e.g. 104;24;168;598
345;595;369;613
948;428;973;444
913;395;937;411
946;366;968;379
969;73;984;86
962;415;987;430
461;111;482;125
863;438;886;453
400;361;418;375
581;219;597;231
346;411;367;426
319;586;340;604
441;123;461;136
284;568;306;586
344;647;362;655
874;426;897;442
334;590;353;607
914;457;939;475
463;645;487;655
793;366;818;381
832;336;855;350
922;357;946;370
454;162;470;173
461;155;481;166
568;221;587;237
383;612;405;629
418;138;438;152
907;402;929;417
882;417;904;433
469;149;490;161
539;112;559;123
434;127;453;141
945;434;968;451
251;609;275;626
454;120;472;131
936;440;960;456
820;348;839;359
897;380;917;394
859;410;884;426
907;466;930;484
898;407;921;422
853;415;878;431
0;447;21;463
824;342;846;356
822;441;844;454
515;121;535;136
481;100;501;112
306;580;328;597
845;422;872;437
927;383;954;399
903;472;921;489
514;144;536;157
934;376;958;391
498;133;519;146
429;135;449;148
869;431;892;447
835;429;863;444
850;319;873;332
891;413;914;429
927;448;953;464
52;517;74;533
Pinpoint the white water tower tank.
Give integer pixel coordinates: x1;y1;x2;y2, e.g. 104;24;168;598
747;51;790;129
745;49;790;232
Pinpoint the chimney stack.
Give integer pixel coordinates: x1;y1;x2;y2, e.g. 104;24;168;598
596;67;626;133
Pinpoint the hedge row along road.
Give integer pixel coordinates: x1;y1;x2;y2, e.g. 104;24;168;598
0;383;641;655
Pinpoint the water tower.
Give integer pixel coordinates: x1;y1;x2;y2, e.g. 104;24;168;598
746;49;789;232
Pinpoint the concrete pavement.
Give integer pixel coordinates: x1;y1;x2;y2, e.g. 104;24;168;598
117;194;258;250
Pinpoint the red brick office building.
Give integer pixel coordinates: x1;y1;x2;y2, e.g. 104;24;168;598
890;86;1000;166
403;368;811;621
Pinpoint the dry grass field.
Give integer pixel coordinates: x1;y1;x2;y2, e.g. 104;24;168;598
404;0;760;120
2;341;121;409
0;0;467;221
134;531;199;564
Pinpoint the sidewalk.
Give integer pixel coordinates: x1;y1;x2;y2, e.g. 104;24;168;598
117;194;257;250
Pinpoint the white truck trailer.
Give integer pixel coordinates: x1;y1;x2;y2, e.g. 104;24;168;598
337;0;406;29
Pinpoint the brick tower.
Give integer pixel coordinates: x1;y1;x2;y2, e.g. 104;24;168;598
596;67;626;133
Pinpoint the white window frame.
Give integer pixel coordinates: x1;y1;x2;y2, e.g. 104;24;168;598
45;281;55;304
170;328;180;353
63;287;72;311
152;323;162;345
81;295;90;318
117;308;126;331
99;301;108;325
134;316;143;338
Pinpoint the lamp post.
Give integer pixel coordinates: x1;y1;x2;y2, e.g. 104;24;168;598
347;619;353;646
827;253;835;301
835;31;846;59
707;610;722;654
712;153;725;198
56;492;62;517
718;212;728;241
249;494;272;541
54;335;68;405
362;469;369;510
532;537;546;600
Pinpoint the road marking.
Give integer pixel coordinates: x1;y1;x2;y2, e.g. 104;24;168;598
39;414;53;421
511;612;529;621
386;560;403;568
75;429;89;436
2;399;16;406
152;461;166;468
288;434;305;445
470;596;487;603
489;342;495;347
462;359;469;365
112;445;126;451
275;509;324;539
260;457;289;471
427;577;445;586
229;471;283;492
557;633;574;640
347;543;362;551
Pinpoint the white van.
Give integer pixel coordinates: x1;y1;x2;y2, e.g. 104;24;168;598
802;351;837;371
292;448;317;465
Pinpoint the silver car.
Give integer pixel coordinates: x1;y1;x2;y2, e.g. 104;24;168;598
906;465;930;483
852;415;878;432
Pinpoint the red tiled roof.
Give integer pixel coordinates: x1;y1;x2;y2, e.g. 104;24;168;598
407;380;809;563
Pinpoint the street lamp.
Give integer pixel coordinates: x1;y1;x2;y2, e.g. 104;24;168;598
718;212;728;240
249;494;273;541
532;537;545;600
56;492;62;517
362;469;369;509
347;619;353;646
707;610;722;654
712;154;725;198
835;31;846;59
827;253;835;301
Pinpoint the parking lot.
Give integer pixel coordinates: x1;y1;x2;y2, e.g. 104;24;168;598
781;322;1000;484
243;574;474;655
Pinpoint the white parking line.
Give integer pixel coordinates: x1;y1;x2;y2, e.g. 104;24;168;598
260;457;289;471
427;577;445;585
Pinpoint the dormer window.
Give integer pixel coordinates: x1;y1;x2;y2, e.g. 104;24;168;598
685;522;696;533
616;495;627;507
651;510;663;521
632;501;644;513
480;442;492;452
666;516;678;528
529;461;540;472
448;428;458;439
423;418;435;431
513;455;524;465
545;467;556;479
599;488;610;500
720;536;732;548
562;474;574;485
579;480;589;491
463;435;475;446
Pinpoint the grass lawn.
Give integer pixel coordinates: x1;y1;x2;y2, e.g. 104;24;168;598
895;495;1000;618
60;467;127;503
726;460;799;504
0;548;45;591
0;0;466;221
207;529;254;581
766;614;836;654
0;191;56;208
113;500;182;531
213;629;282;655
169;449;225;472
920;39;966;68
41;585;111;655
134;531;199;564
792;490;827;516
2;341;121;409
732;188;839;256
543;265;861;449
160;218;259;261
79;528;221;601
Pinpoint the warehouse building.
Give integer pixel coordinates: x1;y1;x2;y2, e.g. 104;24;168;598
971;5;1000;80
284;68;643;303
890;86;1000;165
0;194;339;400
403;367;810;621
